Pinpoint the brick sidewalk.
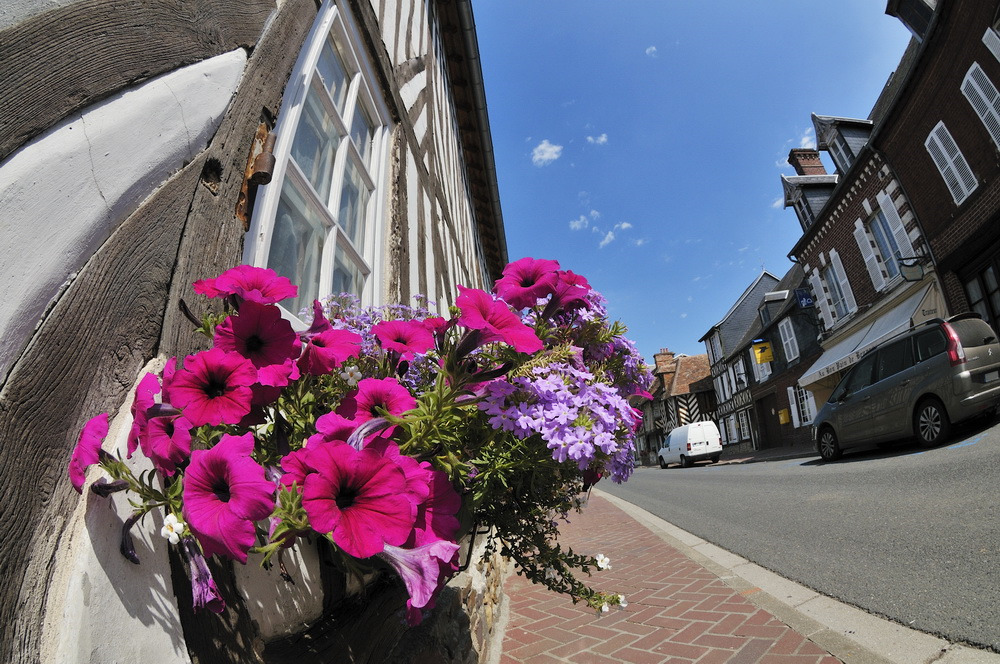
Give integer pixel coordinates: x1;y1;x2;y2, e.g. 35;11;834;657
499;495;841;664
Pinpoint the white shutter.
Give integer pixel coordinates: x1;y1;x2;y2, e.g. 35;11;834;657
962;63;1000;149
808;269;834;330
926;122;977;204
779;318;799;361
830;249;857;313
854;218;885;291
984;28;1000;64
805;390;817;424
876;191;914;260
787;386;800;428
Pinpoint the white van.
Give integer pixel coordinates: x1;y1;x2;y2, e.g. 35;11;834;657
657;421;723;468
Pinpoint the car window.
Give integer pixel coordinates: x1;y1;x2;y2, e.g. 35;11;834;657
844;354;877;395
915;329;947;362
877;339;913;381
950;318;999;348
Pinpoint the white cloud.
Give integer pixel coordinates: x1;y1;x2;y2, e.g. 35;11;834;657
633;238;647;247
645;46;658;58
590;209;600;219
531;139;563;166
680;313;688;319
569;215;589;231
599;231;615;248
771;196;785;209
586;133;608;145
618;222;633;231
738;245;749;252
799;128;816;149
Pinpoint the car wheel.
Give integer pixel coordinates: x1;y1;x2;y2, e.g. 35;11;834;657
680;455;691;468
659;457;668;469
818;427;842;461
915;397;951;448
710;456;720;463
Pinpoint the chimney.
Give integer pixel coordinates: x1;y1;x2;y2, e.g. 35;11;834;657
653;348;676;375
787;148;827;176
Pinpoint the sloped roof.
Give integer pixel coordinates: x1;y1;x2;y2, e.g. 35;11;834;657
668;353;711;397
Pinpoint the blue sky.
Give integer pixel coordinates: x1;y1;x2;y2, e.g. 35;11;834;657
472;1;913;364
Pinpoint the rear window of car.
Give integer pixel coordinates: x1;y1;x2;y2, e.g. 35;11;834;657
914;329;947;362
950;318;999;348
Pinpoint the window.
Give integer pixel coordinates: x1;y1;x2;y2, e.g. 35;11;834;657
808;253;856;331
792;191;814;228
778;319;799;362
707;333;723;364
759;304;772;326
876;339;913;381
737;409;752;440
828;134;853;173
962;63;1000;149
732;358;747;391
925;122;977;205
823;264;849;319
964;265;1000;333
984;27;1000;64
844;353;877;395
914;329;947;362
787;384;816;427
246;1;391;317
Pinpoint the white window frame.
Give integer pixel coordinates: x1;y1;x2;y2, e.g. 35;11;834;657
244;0;393;319
962;62;1000;150
778;318;799;362
732;357;747;391
787;384;817;428
737;409;752;440
829;133;853;173
925;121;978;206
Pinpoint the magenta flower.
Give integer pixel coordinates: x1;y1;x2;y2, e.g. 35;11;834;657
409;463;462;547
182;537;226;613
548;270;592;312
127;372;161;458
350;377;417;422
493;257;561;309
168;349;257;427
372;320;435;360
298;328;363;375
301;443;416;558
192;265;297;304
306;411;357;448
302;299;333;340
378;540;460;626
68;413;109;493
455;286;543;354
279;447;318;489
183;433;275;563
214;301;301;387
146;413;193;477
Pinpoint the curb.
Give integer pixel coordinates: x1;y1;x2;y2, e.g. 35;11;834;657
594;489;1000;664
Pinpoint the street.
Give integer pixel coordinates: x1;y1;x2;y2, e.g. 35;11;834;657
603;419;1000;653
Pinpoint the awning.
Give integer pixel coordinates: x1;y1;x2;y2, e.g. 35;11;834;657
799;286;931;388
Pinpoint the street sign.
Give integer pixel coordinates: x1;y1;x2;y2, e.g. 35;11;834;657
795;288;815;308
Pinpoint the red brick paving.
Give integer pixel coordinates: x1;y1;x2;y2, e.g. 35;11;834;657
499;495;842;664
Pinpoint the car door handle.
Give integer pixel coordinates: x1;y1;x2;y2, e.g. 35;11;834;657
862;396;872;401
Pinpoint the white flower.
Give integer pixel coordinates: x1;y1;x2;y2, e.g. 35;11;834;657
618;594;628;609
340;366;362;386
544;566;558;581
600;602;610;613
160;513;185;545
595;553;611;570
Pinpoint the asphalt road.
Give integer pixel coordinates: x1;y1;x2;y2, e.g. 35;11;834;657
602;419;1000;652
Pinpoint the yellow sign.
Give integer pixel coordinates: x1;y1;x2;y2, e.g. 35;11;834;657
752;342;773;364
778;408;791;424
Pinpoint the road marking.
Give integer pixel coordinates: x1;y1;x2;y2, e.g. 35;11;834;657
946;434;984;450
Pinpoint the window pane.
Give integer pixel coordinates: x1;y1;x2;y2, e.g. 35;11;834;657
966;276;984;304
871;212;900;278
350;103;375;167
984;266;998;292
267;179;330;315
338;158;371;248
877;341;912;381
331;249;364;296
317;37;351;114
290;88;342;204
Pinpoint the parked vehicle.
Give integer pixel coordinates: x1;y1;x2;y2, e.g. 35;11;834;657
657;421;723;468
812;313;1000;461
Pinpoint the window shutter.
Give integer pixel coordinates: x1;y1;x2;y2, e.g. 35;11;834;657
926;122;977;204
876;191;914;260
787;386;800;428
961;63;1000;149
779;318;799;361
805;390;817;424
809;270;834;330
854;218;886;291
984;28;1000;64
830;249;857;313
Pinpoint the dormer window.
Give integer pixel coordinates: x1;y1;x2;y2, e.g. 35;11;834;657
886;0;936;42
829;134;853;173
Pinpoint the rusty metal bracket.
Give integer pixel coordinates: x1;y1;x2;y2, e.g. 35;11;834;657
236;122;276;230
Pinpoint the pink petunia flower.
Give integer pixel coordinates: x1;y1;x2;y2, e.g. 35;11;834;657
183;433;276;563
68;413;109;493
181;537;226;613
548;270;592;312
146;413;193;477
214;301;301;387
192;265;297;305
301;443;416;558
168;349;257;427
306;411;357;448
455;286;543;354
350;377;417;423
127;372;161;458
372;320;435;361
298;328;363;376
301;299;333;341
378;540;460;626
493;257;561;309
408;462;462;547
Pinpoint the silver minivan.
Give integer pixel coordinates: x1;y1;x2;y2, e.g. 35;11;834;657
812;314;1000;461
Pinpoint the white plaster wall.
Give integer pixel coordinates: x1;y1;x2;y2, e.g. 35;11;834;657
0;49;247;385
233;541;325;639
42;359;190;664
